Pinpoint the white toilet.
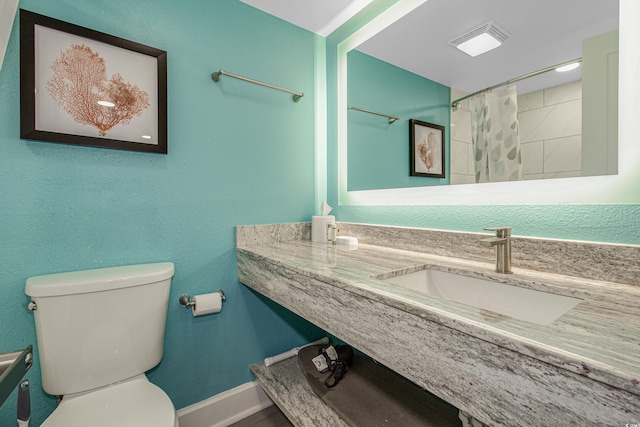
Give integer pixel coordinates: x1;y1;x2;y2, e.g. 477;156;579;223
25;262;179;427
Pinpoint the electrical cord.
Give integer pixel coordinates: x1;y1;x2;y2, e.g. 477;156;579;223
324;360;349;388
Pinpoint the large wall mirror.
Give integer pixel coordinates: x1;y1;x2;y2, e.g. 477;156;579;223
337;0;639;205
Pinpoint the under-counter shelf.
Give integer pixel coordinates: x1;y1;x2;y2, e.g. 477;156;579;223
251;357;348;427
251;351;461;427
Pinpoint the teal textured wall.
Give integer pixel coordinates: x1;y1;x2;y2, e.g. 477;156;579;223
0;0;323;425
347;50;450;191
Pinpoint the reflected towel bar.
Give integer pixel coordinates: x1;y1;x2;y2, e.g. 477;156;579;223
348;105;399;124
451;57;582;111
212;70;304;102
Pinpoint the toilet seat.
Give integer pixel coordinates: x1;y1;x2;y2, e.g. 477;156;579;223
41;375;178;427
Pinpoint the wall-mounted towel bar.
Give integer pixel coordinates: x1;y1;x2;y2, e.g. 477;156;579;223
348;105;399;124
212;70;304;103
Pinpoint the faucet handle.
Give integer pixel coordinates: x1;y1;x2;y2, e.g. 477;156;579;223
483;227;511;237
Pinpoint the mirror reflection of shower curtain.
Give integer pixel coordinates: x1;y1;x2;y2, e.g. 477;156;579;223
471;87;523;183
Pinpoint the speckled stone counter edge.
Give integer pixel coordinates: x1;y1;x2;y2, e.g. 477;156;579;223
236;222;311;246
236;222;640;286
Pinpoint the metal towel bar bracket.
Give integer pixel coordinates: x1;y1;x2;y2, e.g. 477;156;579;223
178;290;226;308
348;105;399;124
212;69;304;103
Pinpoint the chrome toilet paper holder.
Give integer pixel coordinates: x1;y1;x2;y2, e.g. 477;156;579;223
178;290;226;308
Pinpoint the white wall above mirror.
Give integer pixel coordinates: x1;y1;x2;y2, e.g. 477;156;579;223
0;0;18;72
337;0;639;205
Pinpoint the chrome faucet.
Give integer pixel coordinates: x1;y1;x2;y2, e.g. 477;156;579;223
480;227;512;274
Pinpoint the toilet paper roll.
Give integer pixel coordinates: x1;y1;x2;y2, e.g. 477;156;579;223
312;215;335;243
191;293;222;317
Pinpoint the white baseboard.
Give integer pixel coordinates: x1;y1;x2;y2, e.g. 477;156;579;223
177;382;274;427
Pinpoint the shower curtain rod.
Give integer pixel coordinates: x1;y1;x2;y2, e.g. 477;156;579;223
348;105;399;124
450;57;582;110
211;70;304;103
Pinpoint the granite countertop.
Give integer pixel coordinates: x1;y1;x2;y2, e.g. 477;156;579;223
237;239;640;397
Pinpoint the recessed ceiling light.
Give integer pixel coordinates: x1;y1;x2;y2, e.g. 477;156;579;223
97;100;115;107
450;22;510;57
556;62;580;72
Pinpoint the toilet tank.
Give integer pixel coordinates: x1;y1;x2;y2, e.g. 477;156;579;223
25;262;174;396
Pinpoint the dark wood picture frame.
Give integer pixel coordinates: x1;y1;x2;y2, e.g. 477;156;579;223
20;10;168;153
409;119;445;178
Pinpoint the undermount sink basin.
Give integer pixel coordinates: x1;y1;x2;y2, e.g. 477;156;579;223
382;269;583;325
0;345;33;409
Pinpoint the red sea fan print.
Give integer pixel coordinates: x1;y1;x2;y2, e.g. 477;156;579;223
46;44;150;136
417;131;438;172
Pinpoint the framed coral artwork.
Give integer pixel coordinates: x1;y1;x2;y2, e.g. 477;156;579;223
409;119;445;178
20;10;167;153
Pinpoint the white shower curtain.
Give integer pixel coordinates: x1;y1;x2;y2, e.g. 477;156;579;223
471;87;523;183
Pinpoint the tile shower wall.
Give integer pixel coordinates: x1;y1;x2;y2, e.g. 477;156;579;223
518;80;582;180
450;88;474;185
450;81;582;184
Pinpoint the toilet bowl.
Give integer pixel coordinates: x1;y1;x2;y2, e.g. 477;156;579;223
26;263;179;427
41;375;178;427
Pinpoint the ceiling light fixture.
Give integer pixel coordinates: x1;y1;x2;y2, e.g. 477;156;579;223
556;62;580;72
449;22;510;57
97;100;115;107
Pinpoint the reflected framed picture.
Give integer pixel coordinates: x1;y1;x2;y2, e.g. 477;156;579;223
410;119;445;178
20;10;167;153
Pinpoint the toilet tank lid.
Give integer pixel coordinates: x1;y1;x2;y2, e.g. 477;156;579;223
25;262;174;297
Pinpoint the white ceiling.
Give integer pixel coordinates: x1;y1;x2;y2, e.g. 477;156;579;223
239;0;373;37
240;0;619;94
